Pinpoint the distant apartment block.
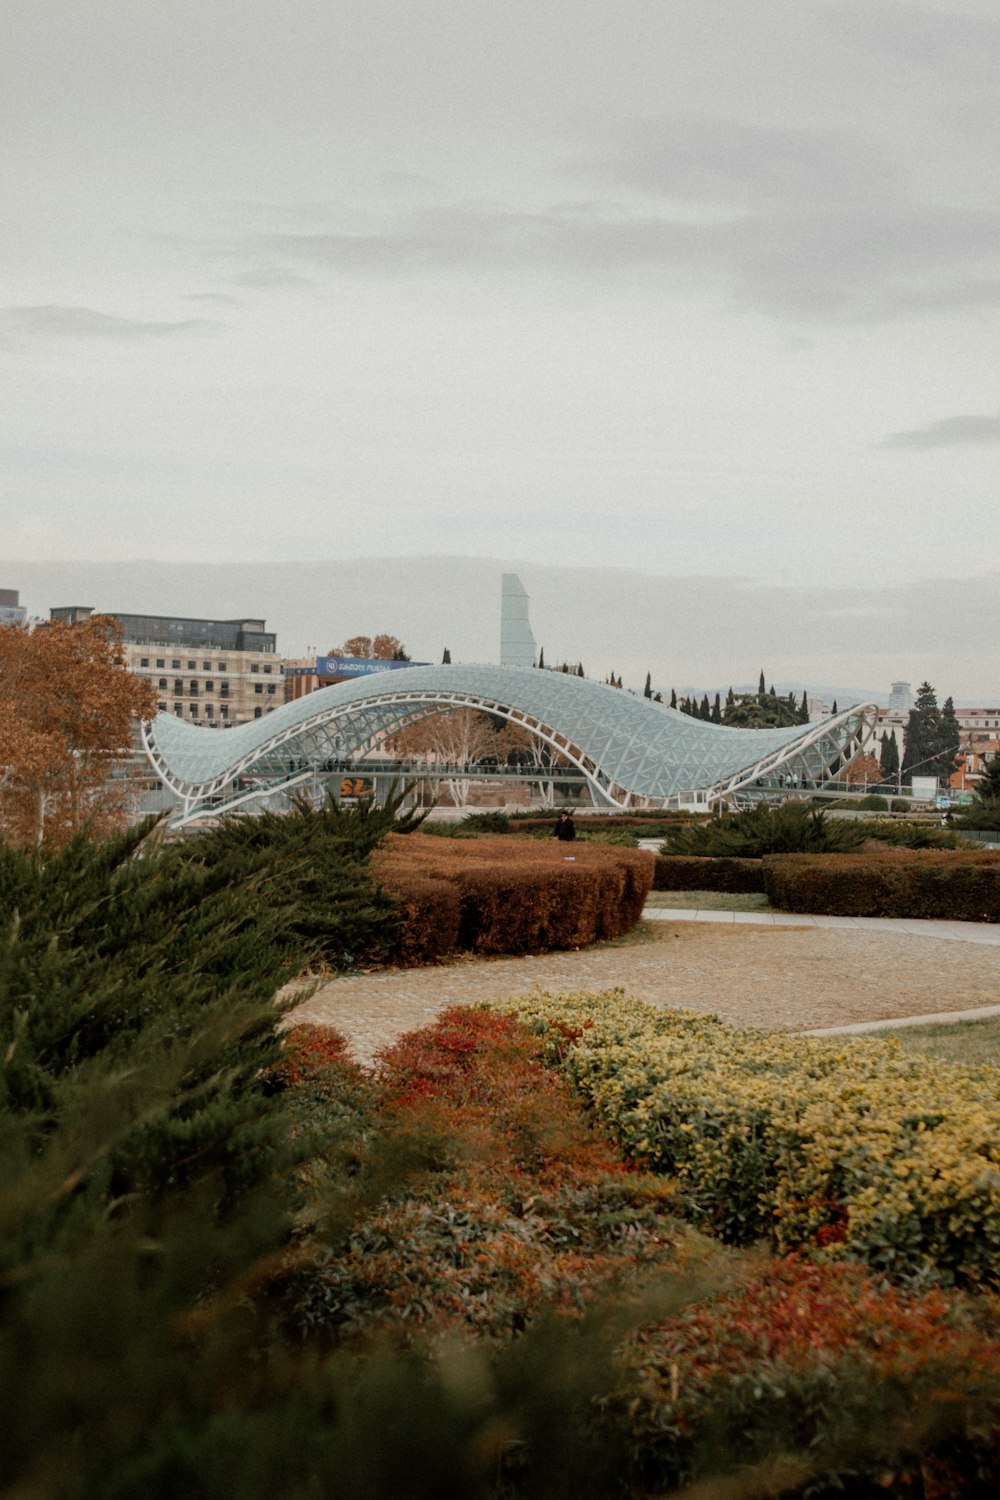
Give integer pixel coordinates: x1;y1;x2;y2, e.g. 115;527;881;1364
0;589;27;627
49;606;281;727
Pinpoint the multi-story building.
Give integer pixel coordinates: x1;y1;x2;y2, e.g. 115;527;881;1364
49;607;281;727
0;588;27;627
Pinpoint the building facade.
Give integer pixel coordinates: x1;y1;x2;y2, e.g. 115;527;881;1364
49;607;281;728
0;589;28;627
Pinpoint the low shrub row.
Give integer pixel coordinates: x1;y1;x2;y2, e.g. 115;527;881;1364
764;847;1000;921
651;853;766;892
510;813;696;836
375;833;654;960
660;803;867;857
493;990;1000;1288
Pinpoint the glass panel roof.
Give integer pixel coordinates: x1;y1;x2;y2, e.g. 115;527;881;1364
146;663;873;802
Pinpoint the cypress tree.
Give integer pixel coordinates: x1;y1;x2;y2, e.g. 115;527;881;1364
441;647;451;664
711;693;722;724
799;690;809;723
879;728;900;779
941;696;961;780
670;688;677;709
699;694;711;720
643;672;652;699
901;682;959;785
758;670;766;696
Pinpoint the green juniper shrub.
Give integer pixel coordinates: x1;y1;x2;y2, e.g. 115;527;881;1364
660;802;867;858
864;818;971;850
460;810;510;833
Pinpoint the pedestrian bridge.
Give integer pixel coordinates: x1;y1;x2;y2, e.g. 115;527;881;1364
141;663;878;825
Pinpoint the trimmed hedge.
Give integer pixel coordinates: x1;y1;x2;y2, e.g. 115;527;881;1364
494;989;1000;1288
652;853;766;893
510;814;696;835
764;848;1000;921
375;833;654;959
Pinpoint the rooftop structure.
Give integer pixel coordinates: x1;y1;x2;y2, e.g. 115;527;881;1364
143;662;877;825
0;589;27;627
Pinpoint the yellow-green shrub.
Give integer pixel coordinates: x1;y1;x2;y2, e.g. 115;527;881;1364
491;990;1000;1288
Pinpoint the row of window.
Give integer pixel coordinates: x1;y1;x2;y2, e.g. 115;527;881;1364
140;657;274;672
159;704;275;720
154;678;276;696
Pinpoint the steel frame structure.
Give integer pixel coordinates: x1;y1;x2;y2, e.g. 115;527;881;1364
141;663;878;826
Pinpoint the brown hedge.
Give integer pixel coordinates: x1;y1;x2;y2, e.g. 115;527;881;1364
652;854;766;893
511;813;696;834
374;833;654;959
763;848;1000;921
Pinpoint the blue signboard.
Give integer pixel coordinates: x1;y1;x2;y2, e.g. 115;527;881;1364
315;656;427;677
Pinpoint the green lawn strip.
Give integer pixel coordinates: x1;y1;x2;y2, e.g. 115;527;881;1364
643;889;772;912
889;1015;1000;1069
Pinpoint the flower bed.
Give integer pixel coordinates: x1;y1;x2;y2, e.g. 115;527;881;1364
277;1008;1000;1496
492;989;1000;1287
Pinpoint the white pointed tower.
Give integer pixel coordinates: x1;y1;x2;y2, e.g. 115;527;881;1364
500;573;537;669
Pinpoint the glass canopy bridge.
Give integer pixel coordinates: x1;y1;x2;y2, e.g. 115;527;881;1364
141;663;878;828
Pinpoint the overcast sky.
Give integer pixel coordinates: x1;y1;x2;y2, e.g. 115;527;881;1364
3;2;999;689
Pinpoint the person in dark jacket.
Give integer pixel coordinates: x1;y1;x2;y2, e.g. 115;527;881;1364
554;811;576;842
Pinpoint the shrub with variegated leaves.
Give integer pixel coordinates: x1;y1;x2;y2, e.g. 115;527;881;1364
492;989;1000;1287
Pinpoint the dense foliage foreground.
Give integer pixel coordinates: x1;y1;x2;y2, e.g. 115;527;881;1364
4;804;1000;1496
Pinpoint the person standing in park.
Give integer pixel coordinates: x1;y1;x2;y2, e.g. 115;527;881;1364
554;810;576;842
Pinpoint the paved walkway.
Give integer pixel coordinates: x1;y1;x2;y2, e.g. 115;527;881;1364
645;906;1000;946
290;907;1000;1062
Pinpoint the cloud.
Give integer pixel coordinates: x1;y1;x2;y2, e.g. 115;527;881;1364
879;413;1000;450
182;292;241;307
0;305;219;342
227;267;317;291
247;187;1000;322
563;114;896;210
838;3;1000;91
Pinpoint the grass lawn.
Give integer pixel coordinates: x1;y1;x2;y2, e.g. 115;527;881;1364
888;1015;1000;1069
644;889;772;912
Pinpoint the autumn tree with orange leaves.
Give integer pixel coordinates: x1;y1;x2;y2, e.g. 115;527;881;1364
0;616;157;847
329;634;410;661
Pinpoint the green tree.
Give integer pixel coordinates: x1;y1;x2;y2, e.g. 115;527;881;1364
711;693;722;724
902;682;960;785
537;645;545;668
758;669;766;696
441;647;451;664
723;691;802;729
879;729;900;780
799;690;809;724
670;688;677;709
978;750;1000;801
643;672;652;699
